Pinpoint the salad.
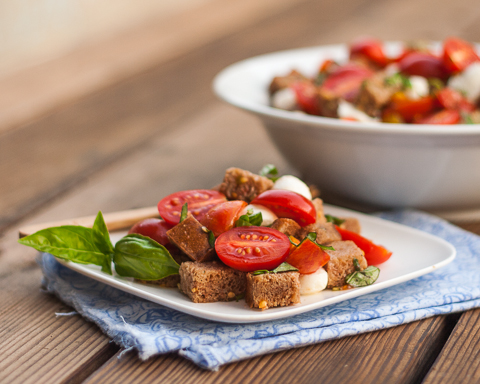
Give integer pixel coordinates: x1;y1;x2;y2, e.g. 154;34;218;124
19;165;392;310
269;37;480;124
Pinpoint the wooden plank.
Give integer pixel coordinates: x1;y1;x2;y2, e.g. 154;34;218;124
0;0;307;135
0;267;119;384
422;309;480;384
82;315;458;384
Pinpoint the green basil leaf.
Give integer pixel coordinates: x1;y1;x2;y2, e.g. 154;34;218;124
353;258;361;272
18;225;113;274
180;203;188;222
92;211;114;274
345;266;380;287
302;232;334;251
306;232;317;242
113;234;179;280
259;164;279;181
208;230;216;248
235;211;263;227
325;214;345;226
252;262;298;275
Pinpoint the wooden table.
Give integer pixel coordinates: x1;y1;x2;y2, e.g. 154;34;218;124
2;0;480;382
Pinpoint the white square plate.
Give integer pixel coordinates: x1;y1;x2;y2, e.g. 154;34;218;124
57;205;456;323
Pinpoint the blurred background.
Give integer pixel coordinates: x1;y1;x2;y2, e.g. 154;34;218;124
1;0;478;233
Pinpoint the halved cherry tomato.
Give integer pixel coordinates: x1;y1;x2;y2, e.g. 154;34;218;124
286;238;330;274
291;81;321;115
398;52;449;79
416;109;461;124
336;227;392;265
319;59;339;74
443;37;479;73
321;63;373;102
157;190;227;225
128;218;175;252
350;37;389;68
385;93;435;122
200;200;248;237
436;88;476;112
251;190;316;227
215;227;290;272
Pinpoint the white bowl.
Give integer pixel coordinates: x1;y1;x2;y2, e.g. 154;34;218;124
213;43;480;211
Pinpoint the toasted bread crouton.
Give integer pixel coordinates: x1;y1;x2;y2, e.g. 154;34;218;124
339;217;361;234
245;272;301;309
179;261;246;303
166;214;215;262
296;222;341;245
312;198;327;224
270;218;301;237
218;167;273;202
269;69;307;95
324;240;367;288
355;73;401;117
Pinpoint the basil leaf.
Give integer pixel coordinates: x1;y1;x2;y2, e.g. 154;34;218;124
180;203;188;222
92;211;114;274
303;232;334;251
235;211;263;227
345;266;380;287
306;232;317;242
113;234;179;280
252;262;298;275
208;230;216;248
18;225;113;274
325;214;345;226
353;258;361;271
259;164;279;181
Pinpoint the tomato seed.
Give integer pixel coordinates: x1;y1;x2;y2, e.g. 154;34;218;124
172;211;180;216
246;235;251;239
252;235;258;239
245;247;251;253
240;234;246;239
236;248;242;254
255;247;260;253
193;210;200;215
263;236;269;240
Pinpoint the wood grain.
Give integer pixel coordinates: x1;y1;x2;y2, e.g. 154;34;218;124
82;315;458;384
422;309;480;384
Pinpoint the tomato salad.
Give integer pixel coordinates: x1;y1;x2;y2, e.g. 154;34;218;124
18;166;392;310
269;37;480;124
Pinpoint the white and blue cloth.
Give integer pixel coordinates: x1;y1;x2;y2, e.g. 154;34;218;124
39;210;480;370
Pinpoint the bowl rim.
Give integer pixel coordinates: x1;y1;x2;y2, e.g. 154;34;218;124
213;42;480;136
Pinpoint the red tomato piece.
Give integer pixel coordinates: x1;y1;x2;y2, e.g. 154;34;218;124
398;52;449;79
200;200;248;237
291;81;321;115
251;190;316;227
416;109;461;124
386;94;435;122
128;218;175;252
157;190;227;225
443;37;479;73
215;227;290;272
286;238;330;274
336;227;392;265
350;37;389;68
321;63;373;102
436;88;476;112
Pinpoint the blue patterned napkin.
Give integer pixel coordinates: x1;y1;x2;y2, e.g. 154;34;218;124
39;210;480;370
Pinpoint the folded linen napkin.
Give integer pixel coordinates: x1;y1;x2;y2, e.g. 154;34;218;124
39;210;480;370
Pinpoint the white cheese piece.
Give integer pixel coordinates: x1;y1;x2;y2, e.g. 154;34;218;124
273;175;312;200
240;204;278;226
405;76;429;100
271;88;298;110
448;62;480;102
337;100;378;122
299;267;329;295
384;63;400;76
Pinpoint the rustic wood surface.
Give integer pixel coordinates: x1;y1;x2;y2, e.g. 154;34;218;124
2;0;480;382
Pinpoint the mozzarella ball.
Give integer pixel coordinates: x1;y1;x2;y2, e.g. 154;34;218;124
448;62;480;102
337;100;378;122
273;175;312;200
271;88;298;110
406;76;429;99
240;204;278;226
299;267;329;295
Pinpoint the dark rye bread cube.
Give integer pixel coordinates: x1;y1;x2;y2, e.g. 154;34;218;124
296;222;341;245
245;272;301;309
339;217;362;234
324;240;368;288
270;218;301;237
179;261;246;303
166;214;215;262
218;167;274;202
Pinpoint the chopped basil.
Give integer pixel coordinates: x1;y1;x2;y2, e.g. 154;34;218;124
180;203;188;222
325;214;345;226
252;262;298;275
259;164;279;181
345;261;380;287
208;230;216;248
306;232;334;251
18;211;181;280
385;73;411;89
235;210;263;227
